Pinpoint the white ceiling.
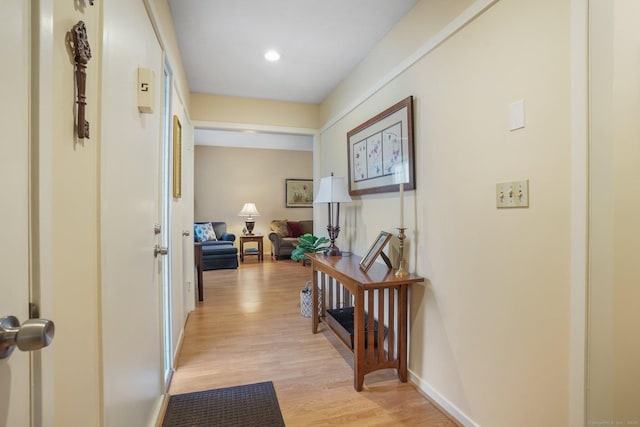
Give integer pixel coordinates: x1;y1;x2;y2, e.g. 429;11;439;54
167;0;419;105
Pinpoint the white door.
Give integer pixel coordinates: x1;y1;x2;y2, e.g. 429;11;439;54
0;1;33;426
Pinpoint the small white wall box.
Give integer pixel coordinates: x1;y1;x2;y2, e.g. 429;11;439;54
137;68;154;113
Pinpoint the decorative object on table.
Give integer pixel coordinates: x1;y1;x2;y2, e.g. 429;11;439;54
347;96;415;196
238;202;260;235
396;175;409;276
70;21;92;139
172;116;182;198
359;231;393;272
285;179;313;208
291;233;329;262
314;174;352;256
395;227;408;277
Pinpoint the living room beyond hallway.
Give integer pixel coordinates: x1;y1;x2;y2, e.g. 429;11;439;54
168;259;458;426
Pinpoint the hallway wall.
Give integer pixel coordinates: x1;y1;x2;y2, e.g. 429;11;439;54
318;0;572;425
588;0;640;422
51;2;101;425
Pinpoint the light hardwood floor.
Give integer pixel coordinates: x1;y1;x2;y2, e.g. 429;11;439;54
169;258;458;426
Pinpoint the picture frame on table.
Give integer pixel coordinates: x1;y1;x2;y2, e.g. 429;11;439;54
359;231;393;272
285;178;313;208
347;96;415;196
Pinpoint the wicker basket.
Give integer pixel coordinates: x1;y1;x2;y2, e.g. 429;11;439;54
300;280;320;317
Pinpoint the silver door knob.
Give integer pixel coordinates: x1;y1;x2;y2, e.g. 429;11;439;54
182;230;191;236
0;315;55;360
154;244;168;257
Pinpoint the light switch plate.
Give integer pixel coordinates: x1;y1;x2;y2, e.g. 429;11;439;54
496;180;529;208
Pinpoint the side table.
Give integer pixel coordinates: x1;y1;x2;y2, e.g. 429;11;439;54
240;234;263;262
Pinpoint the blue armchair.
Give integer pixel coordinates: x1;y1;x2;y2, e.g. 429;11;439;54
194;222;239;271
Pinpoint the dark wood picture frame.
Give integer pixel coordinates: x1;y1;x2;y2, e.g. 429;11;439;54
347;96;415;196
285;178;313;208
359;231;393;272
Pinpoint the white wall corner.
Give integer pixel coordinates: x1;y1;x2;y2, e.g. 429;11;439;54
569;0;588;425
409;371;480;427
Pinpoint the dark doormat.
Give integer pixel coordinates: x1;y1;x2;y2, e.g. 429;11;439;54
162;381;286;427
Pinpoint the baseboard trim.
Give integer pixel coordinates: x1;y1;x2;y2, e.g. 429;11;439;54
151;394;168;427
173;327;186;370
409;370;479;427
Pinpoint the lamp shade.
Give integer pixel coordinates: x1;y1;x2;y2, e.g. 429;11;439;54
238;202;260;218
313;176;352;204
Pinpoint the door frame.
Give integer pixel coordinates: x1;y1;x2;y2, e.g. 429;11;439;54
569;0;588;425
30;0;56;425
161;58;174;390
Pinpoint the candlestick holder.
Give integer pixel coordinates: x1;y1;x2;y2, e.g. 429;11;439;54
395;227;408;277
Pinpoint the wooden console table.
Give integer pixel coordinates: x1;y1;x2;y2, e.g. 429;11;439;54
307;253;424;391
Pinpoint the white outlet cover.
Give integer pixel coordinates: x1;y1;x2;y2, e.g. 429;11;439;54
509;99;525;131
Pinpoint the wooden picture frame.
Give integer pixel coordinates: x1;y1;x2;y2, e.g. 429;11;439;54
172;115;182;198
285;178;313;208
347;96;415;196
359;231;393;272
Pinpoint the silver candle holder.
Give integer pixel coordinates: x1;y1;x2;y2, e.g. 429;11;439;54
395;227;408;277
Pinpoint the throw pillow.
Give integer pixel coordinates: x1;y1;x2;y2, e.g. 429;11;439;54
287;221;304;238
194;223;217;242
270;219;289;237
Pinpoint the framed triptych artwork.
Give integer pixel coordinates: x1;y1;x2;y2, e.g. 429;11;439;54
347;96;415;196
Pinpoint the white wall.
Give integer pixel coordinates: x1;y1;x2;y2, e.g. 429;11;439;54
194;145;314;244
319;1;572;425
51;2;101;425
588;0;640;422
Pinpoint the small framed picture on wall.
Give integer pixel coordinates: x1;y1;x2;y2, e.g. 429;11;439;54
285;179;313;208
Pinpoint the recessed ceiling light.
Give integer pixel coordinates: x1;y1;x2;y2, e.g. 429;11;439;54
264;50;281;62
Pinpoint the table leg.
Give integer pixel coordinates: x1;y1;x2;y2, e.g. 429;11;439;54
312;269;319;334
197;264;203;302
398;284;408;382
354;287;365;391
194;244;203;302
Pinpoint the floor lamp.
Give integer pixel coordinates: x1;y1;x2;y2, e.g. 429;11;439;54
314;174;352;256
